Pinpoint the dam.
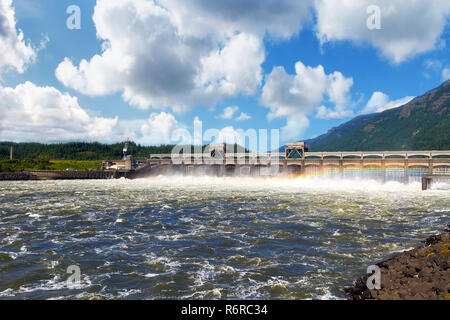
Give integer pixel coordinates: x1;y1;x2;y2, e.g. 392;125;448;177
2;142;449;189
145;143;450;188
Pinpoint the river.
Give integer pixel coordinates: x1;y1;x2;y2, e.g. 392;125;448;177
0;176;448;299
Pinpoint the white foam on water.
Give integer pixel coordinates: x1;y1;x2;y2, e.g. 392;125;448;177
155;233;182;241
26;212;41;219
315;288;341;300
144;273;160;278
211;288;222;298
430;182;450;190
122;175;450;195
391;246;417;254
193;261;216;287
5;274;93;297
145;253;182;270
116;288;141;298
0;288;15;297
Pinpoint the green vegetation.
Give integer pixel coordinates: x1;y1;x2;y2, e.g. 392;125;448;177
307;80;450;151
0;142;249;161
0;142;175;161
47;160;101;171
0;160;102;172
0;159;52;172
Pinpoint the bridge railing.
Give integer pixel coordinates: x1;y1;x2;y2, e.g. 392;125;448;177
149;150;450;161
149;153;285;160
305;151;450;159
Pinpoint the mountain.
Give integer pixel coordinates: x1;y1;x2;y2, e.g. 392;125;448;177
307;80;450;151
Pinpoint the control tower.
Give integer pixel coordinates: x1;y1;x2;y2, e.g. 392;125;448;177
285;142;308;159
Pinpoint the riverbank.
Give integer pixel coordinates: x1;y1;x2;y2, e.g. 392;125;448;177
0;161;155;180
345;226;450;300
0;170;129;181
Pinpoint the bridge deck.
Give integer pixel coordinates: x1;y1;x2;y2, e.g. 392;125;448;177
146;151;450;185
150;150;450;160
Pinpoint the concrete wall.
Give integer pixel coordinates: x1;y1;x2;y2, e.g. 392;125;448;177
0;170;130;181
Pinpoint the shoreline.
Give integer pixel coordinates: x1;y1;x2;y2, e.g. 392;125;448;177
345;226;450;300
0;170;130;181
0;164;155;180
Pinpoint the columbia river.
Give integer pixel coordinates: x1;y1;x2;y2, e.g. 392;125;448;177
0;177;448;299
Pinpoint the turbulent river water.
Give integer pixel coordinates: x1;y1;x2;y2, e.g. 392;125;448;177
0;176;448;300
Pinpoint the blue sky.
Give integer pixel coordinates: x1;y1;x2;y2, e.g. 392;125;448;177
1;0;449;150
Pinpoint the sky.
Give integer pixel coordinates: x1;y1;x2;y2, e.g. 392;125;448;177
0;0;449;150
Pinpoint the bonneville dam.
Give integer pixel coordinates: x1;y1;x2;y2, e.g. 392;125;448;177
2;143;450;190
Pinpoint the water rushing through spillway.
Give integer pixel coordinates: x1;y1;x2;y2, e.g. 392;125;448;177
0;177;448;299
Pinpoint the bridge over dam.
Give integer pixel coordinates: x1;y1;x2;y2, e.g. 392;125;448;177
146;143;450;186
3;143;448;189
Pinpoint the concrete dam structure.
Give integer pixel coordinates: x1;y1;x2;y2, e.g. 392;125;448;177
0;170;131;181
147;143;450;188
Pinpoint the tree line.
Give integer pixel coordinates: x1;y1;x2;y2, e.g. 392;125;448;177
0;142;249;161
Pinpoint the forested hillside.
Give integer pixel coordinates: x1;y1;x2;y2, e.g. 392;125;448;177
0;142;248;160
307;80;450;151
0;142;178;160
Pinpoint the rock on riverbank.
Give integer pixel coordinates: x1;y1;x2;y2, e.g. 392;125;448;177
345;227;450;300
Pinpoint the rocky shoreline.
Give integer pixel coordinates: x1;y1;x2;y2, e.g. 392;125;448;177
345;226;450;300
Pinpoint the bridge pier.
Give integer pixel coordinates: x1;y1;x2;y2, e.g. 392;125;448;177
404;160;409;184
339;160;344;178
286;165;302;176
185;165;195;176
219;165;226;177
224;165;236;176
428;159;434;175
249;166;258;177
207;164;223;177
278;165;289;177
238;165;251;176
171;165;184;175
381;160;386;183
422;176;434;190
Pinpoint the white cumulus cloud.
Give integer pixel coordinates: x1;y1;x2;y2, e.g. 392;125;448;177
236;112;251;121
281;114;310;143
0;82;118;142
218;106;252;122
199;33;264;99
362;91;415;114
219;106;239;120
139;112;181;145
315;0;450;63
0;0;36;75
55;0;313;112
443;68;450;81
261;61;354;140
0;80;191;145
163;0;313;39
107;112;191;146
